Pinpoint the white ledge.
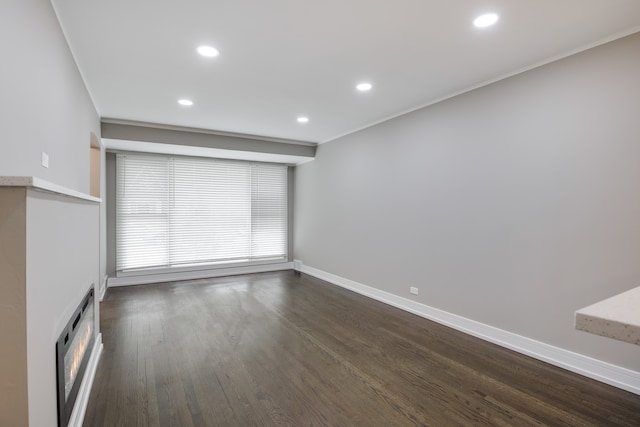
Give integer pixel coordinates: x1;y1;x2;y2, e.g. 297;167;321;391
575;286;640;346
0;176;101;203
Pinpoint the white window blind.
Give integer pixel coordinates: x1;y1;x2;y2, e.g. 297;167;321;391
116;153;287;272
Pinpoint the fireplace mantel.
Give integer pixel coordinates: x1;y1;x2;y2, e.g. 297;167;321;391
0;176;101;203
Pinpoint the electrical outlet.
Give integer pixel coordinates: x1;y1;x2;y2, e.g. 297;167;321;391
410;286;419;295
41;152;49;168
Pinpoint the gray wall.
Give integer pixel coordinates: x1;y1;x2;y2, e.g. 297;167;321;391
102;122;316;158
106;152;117;276
294;32;640;371
0;0;102;424
0;0;100;193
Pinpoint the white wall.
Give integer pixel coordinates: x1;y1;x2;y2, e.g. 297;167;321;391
0;0;99;193
294;33;640;372
26;190;100;427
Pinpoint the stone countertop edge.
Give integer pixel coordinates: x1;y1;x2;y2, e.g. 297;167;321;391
575;285;640;346
0;176;101;203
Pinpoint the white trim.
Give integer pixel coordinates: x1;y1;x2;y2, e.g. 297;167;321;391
298;264;640;395
100;275;108;301
108;262;293;287
104;139;314;166
320;26;640;144
0;176;101;203
68;334;103;427
49;0;101;116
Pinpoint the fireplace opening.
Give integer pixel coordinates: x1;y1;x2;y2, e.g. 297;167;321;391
56;286;95;427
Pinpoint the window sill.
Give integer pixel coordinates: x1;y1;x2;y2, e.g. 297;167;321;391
108;260;292;287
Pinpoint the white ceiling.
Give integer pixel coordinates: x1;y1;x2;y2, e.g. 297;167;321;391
52;0;640;144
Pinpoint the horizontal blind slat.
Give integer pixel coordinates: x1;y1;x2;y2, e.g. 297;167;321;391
116;154;287;272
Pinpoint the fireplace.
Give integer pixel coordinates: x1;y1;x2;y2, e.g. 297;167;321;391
56;286;95;427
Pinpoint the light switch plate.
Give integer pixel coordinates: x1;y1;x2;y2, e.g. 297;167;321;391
41;152;49;168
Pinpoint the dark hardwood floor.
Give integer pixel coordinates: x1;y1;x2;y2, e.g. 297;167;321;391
83;271;640;426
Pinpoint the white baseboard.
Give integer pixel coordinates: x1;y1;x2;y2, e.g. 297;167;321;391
297;263;640;395
108;262;294;287
100;275;108;301
68;333;103;427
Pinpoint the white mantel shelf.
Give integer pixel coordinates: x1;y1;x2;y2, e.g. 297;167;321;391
575;286;640;346
0;176;100;203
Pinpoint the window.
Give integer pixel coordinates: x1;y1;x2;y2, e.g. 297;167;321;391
116;153;287;272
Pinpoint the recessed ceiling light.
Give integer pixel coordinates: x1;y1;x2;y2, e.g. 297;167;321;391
356;82;372;91
474;13;499;28
197;45;219;57
297;116;309;123
178;99;193;106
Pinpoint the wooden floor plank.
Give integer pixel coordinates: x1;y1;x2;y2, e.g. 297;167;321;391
83;271;640;426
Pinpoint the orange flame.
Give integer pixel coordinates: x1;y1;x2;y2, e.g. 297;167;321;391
65;320;93;399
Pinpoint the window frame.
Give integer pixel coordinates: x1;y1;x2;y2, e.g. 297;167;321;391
114;152;289;277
